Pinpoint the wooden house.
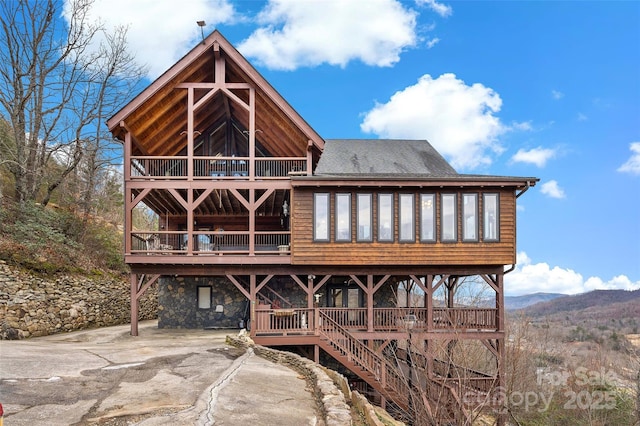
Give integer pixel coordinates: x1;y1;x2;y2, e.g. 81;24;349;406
107;30;538;424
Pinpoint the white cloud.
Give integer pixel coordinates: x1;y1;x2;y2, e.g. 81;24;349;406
551;89;564;100
577;112;588;121
360;73;506;170
540;180;565;199
617;142;640;175
238;0;418;70
504;252;640;296
425;37;440;49
417;0;453;17
64;0;237;79
511;146;557;167
511;121;533;131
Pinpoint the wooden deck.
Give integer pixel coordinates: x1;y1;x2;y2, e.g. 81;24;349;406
252;307;500;424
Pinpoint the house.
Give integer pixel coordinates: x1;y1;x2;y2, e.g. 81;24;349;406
107;30;538;424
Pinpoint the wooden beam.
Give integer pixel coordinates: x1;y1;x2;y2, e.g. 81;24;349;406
256;275;274;294
136;274;160;299
228;188;250;210
314;275;331;293
130;274;139;336
226;274;250;300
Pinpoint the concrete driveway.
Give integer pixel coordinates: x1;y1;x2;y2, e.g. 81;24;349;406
0;321;320;425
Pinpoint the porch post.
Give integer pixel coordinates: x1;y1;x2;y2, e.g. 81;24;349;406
130;273;139;336
367;275;374;332
426;275;433;332
249;274;256;338
307;275;314;309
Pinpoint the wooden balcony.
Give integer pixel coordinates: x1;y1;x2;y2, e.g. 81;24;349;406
129;156;309;180
130;230;291;256
253;307;498;336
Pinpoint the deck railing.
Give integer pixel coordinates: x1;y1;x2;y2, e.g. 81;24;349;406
321;308;368;330
250;307;497;335
254;307;315;335
130;231;290;255
433;307;497;330
373;308;429;331
129;156;308;179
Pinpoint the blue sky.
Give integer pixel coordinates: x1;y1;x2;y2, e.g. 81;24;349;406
73;0;640;296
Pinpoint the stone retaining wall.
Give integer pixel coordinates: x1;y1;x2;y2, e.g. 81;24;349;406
0;260;157;339
226;334;404;426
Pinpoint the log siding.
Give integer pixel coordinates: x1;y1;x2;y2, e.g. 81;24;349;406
291;187;516;266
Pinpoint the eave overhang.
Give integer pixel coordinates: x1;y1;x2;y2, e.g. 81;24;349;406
106;30;324;157
291;176;540;190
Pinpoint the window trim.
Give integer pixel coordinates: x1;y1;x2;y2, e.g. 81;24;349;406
313;193;330;242
356;193;373;242
441;193;458;242
377;193;394;242
420;193;436;242
197;286;212;310
335;193;352;242
483;193;500;242
399;193;415;242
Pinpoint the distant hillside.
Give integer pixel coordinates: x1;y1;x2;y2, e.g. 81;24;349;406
520;289;640;319
505;292;565;310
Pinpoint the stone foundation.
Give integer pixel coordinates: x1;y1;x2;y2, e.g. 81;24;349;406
157;275;313;329
158;275;248;329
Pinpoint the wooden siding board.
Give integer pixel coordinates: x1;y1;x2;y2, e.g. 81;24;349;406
291;188;517;266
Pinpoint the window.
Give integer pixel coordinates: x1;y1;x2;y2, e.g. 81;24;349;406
335;193;351;241
441;194;457;242
420;194;435;242
357;194;373;241
463;194;478;241
314;193;330;241
378;194;394;242
483;193;499;241
399;194;415;242
197;286;212;309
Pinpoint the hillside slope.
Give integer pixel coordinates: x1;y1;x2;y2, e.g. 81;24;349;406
520;288;640;319
504;292;565;310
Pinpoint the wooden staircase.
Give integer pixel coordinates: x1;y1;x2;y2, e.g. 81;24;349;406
316;311;471;424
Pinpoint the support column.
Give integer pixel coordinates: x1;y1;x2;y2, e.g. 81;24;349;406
367;275;374;332
307;275;315;309
249;274;256;338
130;273;139;336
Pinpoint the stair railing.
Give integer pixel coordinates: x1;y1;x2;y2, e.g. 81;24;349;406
317;311;409;406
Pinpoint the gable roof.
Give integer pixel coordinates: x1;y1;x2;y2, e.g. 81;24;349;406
107;30;324;158
315;139;458;177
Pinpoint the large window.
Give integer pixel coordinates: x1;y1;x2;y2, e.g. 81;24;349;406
357;194;373;241
335;193;351;241
378;194;394;242
314;193;330;241
399;194;415;242
483;193;499;241
420;194;435;242
463;194;478;241
441;194;457;242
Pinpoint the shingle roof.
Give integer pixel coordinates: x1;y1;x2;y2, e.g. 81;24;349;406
314;139;458;177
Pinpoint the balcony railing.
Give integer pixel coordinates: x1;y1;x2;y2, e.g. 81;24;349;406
251;307;498;335
432;307;497;330
129;156;308;179
131;231;290;255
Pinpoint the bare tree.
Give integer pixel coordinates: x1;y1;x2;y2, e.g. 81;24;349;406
0;0;144;207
